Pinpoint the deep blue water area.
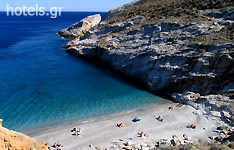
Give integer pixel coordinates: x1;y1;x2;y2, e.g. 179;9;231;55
0;12;163;132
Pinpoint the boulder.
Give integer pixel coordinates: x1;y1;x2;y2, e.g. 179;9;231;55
171;135;181;146
124;141;133;146
123;146;132;150
171;139;179;146
95;146;102;150
226;131;234;142
58;14;101;39
183;134;189;140
172;92;200;104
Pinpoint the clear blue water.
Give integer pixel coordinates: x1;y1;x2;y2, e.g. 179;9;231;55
0;12;162;132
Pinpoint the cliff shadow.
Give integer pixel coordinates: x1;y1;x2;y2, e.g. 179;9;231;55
66;50;172;100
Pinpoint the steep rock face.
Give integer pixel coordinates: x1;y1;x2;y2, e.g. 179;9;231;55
0;119;47;150
172;92;234;125
58;14;101;39
65;16;234;96
61;1;234;124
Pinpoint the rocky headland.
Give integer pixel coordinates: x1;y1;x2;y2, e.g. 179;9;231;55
58;0;234;148
58;14;101;39
0;119;47;150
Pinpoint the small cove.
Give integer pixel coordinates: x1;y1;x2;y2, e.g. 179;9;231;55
0;12;164;132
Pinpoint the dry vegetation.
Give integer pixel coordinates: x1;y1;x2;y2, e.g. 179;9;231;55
106;0;234;24
97;38;111;47
189;23;234;45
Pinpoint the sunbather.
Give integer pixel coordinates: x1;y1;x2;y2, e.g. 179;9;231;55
52;143;57;148
137;132;146;137
167;106;174;110
51;142;63;149
71;127;77;132
187;124;197;129
117;123;124;128
156;116;163;122
176;104;183;107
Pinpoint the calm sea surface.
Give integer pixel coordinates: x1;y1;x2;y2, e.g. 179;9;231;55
0;12;162;132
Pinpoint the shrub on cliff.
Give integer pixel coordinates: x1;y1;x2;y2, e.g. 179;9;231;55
106;0;234;24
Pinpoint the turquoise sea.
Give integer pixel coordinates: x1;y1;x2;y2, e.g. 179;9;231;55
0;12;163;132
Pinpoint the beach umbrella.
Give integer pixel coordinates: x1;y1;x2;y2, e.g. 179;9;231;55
135;117;142;120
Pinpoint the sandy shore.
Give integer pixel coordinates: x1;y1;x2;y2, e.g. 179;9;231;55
30;99;219;150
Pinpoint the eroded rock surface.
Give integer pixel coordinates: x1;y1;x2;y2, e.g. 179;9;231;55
58;14;101;39
65;18;234;95
60;0;234;125
0;119;47;150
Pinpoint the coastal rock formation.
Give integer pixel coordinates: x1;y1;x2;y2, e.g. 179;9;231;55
58;14;101;39
172;92;234;125
0;119;47;150
111;133;234;150
60;0;234;124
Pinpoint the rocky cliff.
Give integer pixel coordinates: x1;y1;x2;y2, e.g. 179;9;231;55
0;119;47;150
59;0;234;125
58;14;101;39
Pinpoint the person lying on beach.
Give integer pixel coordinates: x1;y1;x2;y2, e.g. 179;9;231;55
117;123;124;128
52;143;57;148
156;116;163;122
137;132;147;138
187;124;197;129
71;128;77;132
167;106;174;110
57;144;63;150
52;143;63;149
176;104;183;107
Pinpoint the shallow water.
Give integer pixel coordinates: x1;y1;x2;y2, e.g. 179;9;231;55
0;12;163;131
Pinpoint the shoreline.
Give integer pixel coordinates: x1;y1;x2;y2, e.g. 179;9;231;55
30;99;221;150
24;98;165;137
23;98;164;137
